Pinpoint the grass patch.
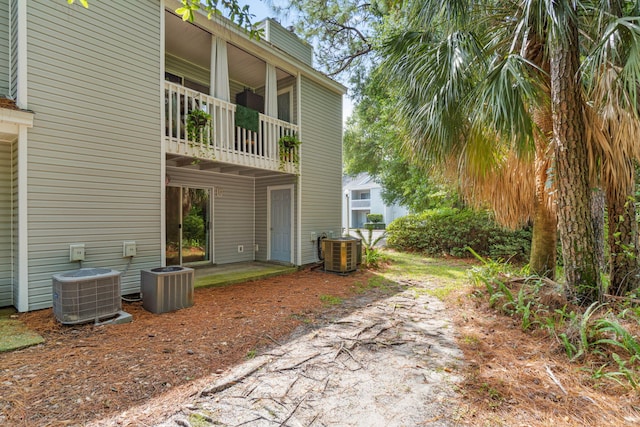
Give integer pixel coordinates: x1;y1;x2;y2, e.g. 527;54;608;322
319;294;343;306
413;282;463;300
382;251;470;284
373;250;472;301
195;266;297;289
188;412;214;427
0;319;44;352
353;276;398;294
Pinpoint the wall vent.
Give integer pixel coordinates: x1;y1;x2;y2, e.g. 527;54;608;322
52;268;121;324
323;238;359;274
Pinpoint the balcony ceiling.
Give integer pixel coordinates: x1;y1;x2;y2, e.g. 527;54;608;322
165;12;290;90
166;154;288;178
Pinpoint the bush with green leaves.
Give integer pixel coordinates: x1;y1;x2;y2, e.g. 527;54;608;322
183;209;205;246
471;253;640;390
366;213;383;223
386;208;531;261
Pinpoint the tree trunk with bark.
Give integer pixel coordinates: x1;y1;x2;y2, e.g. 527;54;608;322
605;165;639;296
591;188;606;273
527;31;557;279
550;8;601;304
530;112;557;279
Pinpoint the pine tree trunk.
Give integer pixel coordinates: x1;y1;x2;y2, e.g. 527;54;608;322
550;9;601;304
591;188;606;272
606;165;639;296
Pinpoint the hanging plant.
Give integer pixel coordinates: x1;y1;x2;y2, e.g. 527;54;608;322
278;134;302;171
186;109;212;143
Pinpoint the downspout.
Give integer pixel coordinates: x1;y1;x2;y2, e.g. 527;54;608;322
16;0;29;312
296;72;302;265
160;0;167;266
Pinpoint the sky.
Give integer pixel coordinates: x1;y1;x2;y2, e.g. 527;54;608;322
237;0;354;124
238;0;290;26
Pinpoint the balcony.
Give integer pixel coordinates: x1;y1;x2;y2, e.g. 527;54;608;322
164;83;299;175
350;199;371;209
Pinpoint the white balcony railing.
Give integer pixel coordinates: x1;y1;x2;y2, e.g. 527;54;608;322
351;199;371;209
164;82;299;174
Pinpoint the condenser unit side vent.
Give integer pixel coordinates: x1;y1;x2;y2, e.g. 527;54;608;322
323;238;358;274
52;268;122;325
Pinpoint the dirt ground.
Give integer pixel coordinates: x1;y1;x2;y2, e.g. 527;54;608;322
1;268;380;426
2;259;640;426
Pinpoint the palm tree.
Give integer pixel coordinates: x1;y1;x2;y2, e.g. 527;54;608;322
381;2;561;281
581;1;640;296
381;0;640;303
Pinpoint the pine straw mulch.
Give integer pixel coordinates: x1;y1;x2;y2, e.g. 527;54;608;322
449;280;640;427
2;260;640;427
0;268;381;427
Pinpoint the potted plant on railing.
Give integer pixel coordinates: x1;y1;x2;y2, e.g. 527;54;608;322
186;108;212;144
278;134;302;171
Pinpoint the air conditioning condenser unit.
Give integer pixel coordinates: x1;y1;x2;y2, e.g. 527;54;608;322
52;268;122;325
323;237;360;274
141;266;194;314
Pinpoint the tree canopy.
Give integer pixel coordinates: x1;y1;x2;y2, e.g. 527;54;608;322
66;0;262;36
291;0;640;303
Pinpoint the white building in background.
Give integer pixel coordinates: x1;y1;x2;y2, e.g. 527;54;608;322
342;173;409;230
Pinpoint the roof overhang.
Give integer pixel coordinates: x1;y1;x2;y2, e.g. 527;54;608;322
0;107;34;143
164;0;347;95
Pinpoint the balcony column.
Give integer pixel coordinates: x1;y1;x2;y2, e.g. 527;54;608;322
210;36;230;102
265;63;278;117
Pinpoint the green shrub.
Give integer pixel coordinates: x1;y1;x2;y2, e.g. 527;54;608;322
366;213;384;223
386;208;531;261
364;222;386;230
183;209;205;245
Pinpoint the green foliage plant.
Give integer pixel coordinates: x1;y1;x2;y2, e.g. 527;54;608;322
593;317;640;359
366;213;383;223
186;109;212;143
354;227;387;268
183;208;205;246
474;258;640;389
386;208;531;262
278;135;301;171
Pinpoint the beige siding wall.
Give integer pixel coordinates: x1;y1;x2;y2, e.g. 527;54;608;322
25;1;162;309
0;0;9;96
166;54;210;89
299;76;343;264
262;20;313;67
166;167;256;264
0;141;12;306
254;175;298;263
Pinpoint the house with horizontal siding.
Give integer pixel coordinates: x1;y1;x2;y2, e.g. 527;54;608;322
343;173;409;230
0;0;345;312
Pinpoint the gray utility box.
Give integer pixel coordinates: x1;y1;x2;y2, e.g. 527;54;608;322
141;266;194;314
